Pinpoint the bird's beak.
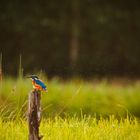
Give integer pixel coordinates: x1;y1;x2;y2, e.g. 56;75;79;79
25;76;31;78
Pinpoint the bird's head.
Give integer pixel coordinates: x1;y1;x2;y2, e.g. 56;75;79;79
26;75;39;80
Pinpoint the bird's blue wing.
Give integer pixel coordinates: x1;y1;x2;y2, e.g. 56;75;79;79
35;79;47;89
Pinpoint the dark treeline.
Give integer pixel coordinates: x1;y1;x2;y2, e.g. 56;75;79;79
0;0;140;78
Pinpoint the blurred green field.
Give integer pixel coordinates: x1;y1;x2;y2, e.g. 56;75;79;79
0;77;140;119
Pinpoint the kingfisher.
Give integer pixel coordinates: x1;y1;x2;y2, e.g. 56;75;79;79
27;75;48;93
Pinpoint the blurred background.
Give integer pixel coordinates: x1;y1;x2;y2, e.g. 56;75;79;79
1;0;140;120
0;0;140;78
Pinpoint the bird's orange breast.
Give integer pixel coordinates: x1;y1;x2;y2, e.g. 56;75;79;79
32;81;43;91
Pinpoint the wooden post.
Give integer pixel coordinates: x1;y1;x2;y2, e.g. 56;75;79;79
28;89;43;140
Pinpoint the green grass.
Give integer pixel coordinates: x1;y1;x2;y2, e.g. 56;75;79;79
1;77;140;139
0;116;140;140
